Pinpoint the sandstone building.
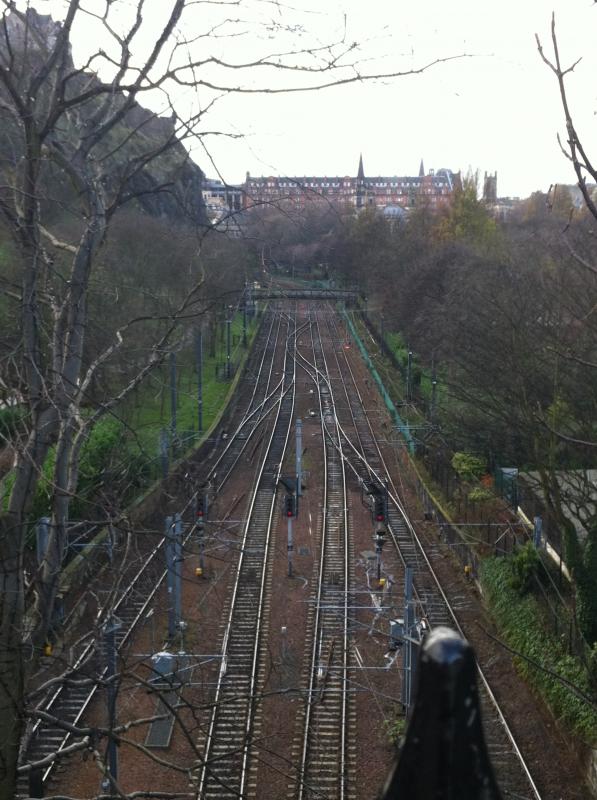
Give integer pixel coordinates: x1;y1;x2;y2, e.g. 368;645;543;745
243;156;459;213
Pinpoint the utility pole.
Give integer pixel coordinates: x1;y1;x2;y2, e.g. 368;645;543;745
198;514;205;574
159;429;169;480
430;355;437;424
406;350;413;403
402;566;416;714
195;491;206;573
174;513;182;632
196;329;203;434
242;299;247;348
170;351;177;446
101;615;121;794
165;516;177;638
226;308;232;380
296;418;303;499
36;517;50;566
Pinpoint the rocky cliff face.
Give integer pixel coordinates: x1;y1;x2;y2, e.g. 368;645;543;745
0;7;207;226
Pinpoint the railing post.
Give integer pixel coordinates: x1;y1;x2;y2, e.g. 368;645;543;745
380;627;502;799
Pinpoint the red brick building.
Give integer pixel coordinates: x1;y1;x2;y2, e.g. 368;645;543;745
243;156;459;213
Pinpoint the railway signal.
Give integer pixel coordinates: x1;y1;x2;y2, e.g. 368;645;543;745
374;494;386;523
278;479;297;577
283;493;295;577
374;521;387;582
296;417;303;498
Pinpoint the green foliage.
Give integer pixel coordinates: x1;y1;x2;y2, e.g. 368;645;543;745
70;419;123;517
563;518;597;646
546;397;571;430
27;448;57;522
0;406;24;442
588;643;597;693
4;419;126;520
451;452;486;481
77;420;121;489
510;541;540;596
435;174;499;249
481;557;597;742
1;470;14;511
383;715;406;748
467;486;493;503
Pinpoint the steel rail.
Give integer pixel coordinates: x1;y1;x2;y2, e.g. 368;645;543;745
18;309;288;795
294;309;350;800
207;311;283;491
239;312;297;798
210;317;312;495
196;311;296;799
324;308;542;800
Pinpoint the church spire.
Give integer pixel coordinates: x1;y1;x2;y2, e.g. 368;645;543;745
357;153;365;180
419;158;425;177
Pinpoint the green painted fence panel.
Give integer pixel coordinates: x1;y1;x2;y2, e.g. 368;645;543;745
343;310;415;454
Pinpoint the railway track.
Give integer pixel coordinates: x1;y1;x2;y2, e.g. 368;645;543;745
319;306;541;800
17;308;291;797
195;310;297;799
21;298;548;799
287;313;355;800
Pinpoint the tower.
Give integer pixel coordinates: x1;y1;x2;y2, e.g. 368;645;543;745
483;171;498;203
356;153;366;209
419;158;425;178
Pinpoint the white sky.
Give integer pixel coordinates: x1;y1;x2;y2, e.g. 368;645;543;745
26;0;597;197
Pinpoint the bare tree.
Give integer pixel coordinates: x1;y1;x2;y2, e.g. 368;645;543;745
0;2;467;794
536;13;597;227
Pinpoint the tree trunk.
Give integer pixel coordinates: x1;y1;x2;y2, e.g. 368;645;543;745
0;514;25;798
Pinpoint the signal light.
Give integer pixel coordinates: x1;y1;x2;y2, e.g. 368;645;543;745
374;495;386;523
196;496;205;518
284;495;295;518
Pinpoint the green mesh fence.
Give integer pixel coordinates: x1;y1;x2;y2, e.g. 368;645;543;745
343;310;415;454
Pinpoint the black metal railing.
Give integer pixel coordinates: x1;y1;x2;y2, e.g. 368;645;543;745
380;627;503;800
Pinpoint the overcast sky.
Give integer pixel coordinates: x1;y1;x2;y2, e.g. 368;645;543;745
32;0;597;198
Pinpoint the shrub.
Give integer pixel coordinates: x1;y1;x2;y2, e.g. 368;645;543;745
481;556;597;742
467;487;493;503
70;419;123;517
451;452;486;481
510;541;540;596
383;715;406;748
